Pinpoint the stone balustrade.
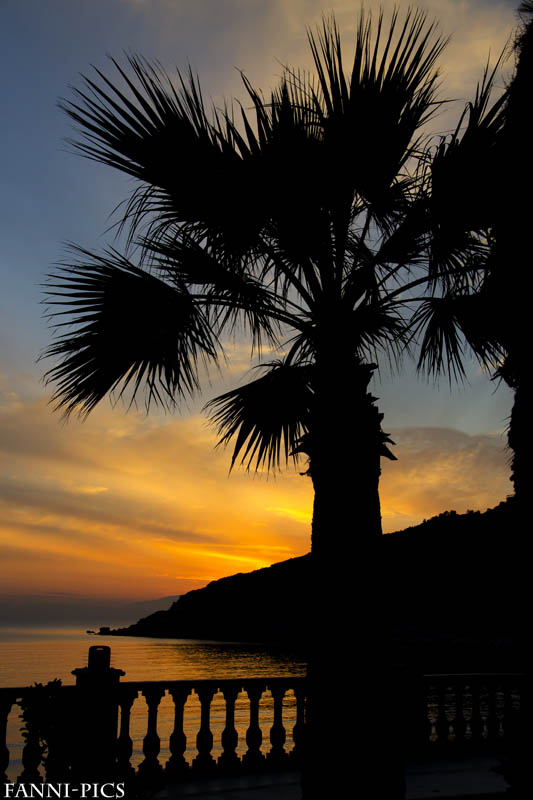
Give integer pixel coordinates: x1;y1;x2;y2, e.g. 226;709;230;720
0;647;525;790
418;673;524;755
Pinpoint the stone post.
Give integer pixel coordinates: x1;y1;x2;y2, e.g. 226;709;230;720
71;646;124;782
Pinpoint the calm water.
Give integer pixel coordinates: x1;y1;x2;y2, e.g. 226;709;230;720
1;626;306;779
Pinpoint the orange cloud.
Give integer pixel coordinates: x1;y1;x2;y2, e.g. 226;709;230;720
380;427;511;530
137;0;515;133
1;379;511;603
0;391;312;599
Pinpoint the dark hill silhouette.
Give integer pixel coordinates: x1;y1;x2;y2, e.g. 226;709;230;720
100;555;310;643
100;499;525;670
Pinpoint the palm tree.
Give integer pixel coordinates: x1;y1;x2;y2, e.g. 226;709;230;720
43;9;506;797
488;2;533;508
413;3;530;512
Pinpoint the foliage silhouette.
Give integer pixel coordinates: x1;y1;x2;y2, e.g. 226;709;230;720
489;2;533;508
19;680;71;781
413;5;531;509
44;10;505;544
42;9;509;798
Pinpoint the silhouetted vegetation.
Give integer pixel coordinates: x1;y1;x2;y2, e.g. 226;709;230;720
19;680;72;781
489;2;533;509
42;8;520;797
43;10;506;553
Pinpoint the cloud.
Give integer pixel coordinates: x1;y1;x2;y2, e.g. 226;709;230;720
0;378;512;603
380;426;510;531
267;506;312;525
0;391;313;598
108;0;516;121
72;485;109;495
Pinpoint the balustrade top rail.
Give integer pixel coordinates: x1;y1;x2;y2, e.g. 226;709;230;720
119;676;305;690
422;672;525;678
2;672;524;696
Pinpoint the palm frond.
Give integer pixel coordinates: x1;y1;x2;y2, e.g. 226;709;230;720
352;303;409;368
205;360;313;471
42;247;219;416
428;57;507;275
306;9;447;209
45;9;507;473
413;292;504;381
61;55;266;254
141;233;290;350
237;72;337;295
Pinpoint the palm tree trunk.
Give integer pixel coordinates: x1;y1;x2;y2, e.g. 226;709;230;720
310;352;383;545
301;357;405;798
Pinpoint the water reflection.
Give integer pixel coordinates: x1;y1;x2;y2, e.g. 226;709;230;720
127;687;299;769
114;638;306;768
2;631;306;780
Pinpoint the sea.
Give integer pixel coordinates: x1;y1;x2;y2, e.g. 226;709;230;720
0;625;306;780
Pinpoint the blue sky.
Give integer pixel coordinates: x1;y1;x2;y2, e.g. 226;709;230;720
1;0;517;407
0;0;521;607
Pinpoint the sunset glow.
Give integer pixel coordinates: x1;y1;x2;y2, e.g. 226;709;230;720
0;0;518;613
0;383;511;601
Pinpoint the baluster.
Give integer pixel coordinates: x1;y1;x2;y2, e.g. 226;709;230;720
486;679;499;744
435;680;449;746
192;684;216;775
446;683;456;741
243;683;265;770
290;685;306;765
453;680;467;749
470;678;483;746
1;693;14;783
480;681;490;743
496;682;506;740
116;687;137;778
502;682;516;744
461;682;473;742
138;686;165;782
44;691;71;783
425;682;438;746
166;686;191;780
267;684;288;768
218;684;241;773
423;682;433;749
416;676;433;755
19;706;43;784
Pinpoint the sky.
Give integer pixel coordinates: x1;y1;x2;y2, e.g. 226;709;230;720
0;0;521;619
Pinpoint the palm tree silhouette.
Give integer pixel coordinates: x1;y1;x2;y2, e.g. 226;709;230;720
43;9;506;797
489;2;533;509
410;4;529;513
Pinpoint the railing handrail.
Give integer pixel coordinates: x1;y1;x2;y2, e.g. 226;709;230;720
423;672;526;678
118;676;305;689
1;672;525;694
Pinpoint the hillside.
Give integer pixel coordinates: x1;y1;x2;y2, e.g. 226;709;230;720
100;554;310;642
100;499;526;669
